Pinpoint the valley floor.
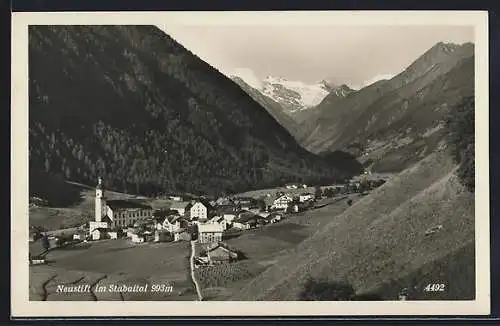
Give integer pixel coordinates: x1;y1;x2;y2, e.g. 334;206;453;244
28;151;475;301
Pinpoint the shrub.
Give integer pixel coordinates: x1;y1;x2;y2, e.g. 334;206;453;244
299;278;356;301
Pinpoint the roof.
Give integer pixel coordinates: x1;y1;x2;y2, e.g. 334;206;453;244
193;199;213;210
154;209;179;217
276;194;293;199
106;200;152;210
235;213;258;224
163;215;180;224
211;215;225;222
170;201;192;210
198;223;224;233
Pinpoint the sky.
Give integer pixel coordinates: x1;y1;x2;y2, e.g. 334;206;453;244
160;25;474;89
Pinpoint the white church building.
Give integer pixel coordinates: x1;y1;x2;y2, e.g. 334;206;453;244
89;177;154;240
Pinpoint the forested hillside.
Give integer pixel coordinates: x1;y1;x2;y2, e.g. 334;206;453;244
29;25;355;198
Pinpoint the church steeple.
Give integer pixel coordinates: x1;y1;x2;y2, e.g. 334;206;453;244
95;177;105;222
96;176;104;190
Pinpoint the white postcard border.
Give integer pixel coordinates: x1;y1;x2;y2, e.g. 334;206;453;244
11;10;490;317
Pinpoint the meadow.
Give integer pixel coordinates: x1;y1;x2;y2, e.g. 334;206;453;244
29;239;197;301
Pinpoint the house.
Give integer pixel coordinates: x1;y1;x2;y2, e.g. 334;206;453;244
189;201;209;221
194;256;210;267
223;213;236;223
215;197;234;207
169;196;183;201
126;227;139;237
272;194;293;210
268;213;282;224
299;193;314;202
91;228;108;241
232;221;251;230
198;223;224;244
173;228;192;242
232;212;258;230
131;233;145;243
161;215;182;233
206;243;239;264
72;231;87;240
169;201;192;217
209;215;228;230
285;183;299;189
30;256;46;265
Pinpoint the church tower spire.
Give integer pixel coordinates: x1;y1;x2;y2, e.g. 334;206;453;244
95;177;105;222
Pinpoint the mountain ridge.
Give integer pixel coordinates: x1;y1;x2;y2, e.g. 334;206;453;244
299;41;474;173
28;25;358;198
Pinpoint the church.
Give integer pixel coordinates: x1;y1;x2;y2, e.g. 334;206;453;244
89;177;154;238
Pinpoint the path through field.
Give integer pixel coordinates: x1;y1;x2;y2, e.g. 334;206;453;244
190;240;203;301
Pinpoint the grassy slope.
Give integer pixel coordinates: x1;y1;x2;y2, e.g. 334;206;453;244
232;149;474;300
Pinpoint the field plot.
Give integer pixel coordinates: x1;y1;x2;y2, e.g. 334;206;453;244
29;239;197;301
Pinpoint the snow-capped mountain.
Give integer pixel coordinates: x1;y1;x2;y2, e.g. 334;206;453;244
228;68;346;113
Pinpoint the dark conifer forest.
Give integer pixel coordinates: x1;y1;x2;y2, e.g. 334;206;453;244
29;25;359;197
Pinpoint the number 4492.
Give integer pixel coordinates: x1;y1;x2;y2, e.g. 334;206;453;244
423;283;446;292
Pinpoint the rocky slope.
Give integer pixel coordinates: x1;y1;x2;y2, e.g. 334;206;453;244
229;68;353;114
230;76;303;141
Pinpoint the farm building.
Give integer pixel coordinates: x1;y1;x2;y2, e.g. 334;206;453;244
169;195;183;201
198;223;223;244
169;201;192;217
232;212;258;230
206;243;239;264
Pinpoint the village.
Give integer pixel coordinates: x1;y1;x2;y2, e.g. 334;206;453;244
28;175;387;299
29;176;387;262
